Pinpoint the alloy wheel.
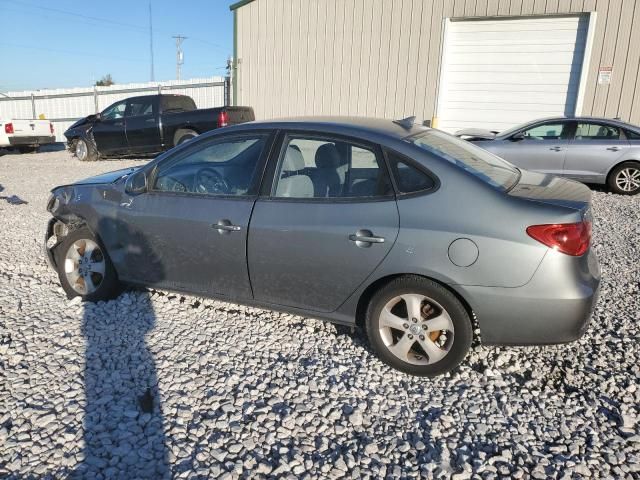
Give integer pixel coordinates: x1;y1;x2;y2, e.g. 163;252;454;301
64;239;106;294
378;294;455;365
75;140;88;161
616;167;640;192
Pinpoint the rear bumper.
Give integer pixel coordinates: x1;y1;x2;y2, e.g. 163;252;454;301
9;135;55;146
453;248;601;345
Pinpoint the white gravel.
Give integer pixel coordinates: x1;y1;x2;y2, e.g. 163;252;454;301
0;148;639;479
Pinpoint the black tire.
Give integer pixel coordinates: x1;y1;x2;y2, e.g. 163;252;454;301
174;129;198;146
74;137;98;162
17;146;39;154
607;161;640;195
54;227;121;302
365;275;472;376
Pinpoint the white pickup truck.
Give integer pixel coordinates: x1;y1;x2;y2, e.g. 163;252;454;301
0;119;55;152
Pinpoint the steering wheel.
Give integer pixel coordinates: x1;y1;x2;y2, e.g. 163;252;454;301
194;167;230;195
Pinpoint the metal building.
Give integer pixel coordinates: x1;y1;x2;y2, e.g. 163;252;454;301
230;0;640;133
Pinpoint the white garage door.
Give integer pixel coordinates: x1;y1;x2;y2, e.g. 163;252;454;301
436;15;589;133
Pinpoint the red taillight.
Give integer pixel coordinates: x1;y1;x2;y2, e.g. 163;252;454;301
527;222;591;256
4;123;13;134
217;111;229;128
50;123;54;135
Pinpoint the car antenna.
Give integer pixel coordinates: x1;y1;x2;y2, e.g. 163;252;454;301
393;116;416;129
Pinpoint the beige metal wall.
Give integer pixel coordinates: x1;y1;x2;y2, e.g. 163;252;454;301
234;0;640;126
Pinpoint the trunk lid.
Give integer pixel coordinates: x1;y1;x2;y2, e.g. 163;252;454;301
508;169;591;212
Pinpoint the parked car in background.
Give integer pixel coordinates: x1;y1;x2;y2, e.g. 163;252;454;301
63;94;254;161
0;118;55;153
45;117;600;376
456;117;640;195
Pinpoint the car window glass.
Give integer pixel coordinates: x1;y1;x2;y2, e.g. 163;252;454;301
625;129;640;140
101;101;126;120
521;123;566;140
127;98;154;117
387;153;435;193
153;135;267;196
575;123;620;140
273;137;392;199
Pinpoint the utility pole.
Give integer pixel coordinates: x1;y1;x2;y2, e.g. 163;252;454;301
149;3;155;82
172;35;187;80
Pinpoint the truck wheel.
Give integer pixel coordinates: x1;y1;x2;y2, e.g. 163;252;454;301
74;137;98;162
174;129;198;146
18;146;39;154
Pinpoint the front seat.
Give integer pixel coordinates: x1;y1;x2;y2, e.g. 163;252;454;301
275;146;314;198
313;143;345;197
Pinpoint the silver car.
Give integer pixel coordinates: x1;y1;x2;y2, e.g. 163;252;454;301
45;118;600;376
456;117;640;195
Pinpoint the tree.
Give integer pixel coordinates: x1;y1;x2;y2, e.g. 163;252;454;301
95;74;115;87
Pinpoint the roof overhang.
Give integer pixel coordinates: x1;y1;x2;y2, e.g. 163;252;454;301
230;0;256;11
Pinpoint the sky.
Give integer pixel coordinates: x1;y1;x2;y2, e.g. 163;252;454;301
0;0;234;92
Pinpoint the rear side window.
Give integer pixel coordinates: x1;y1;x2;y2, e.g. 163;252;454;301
625;129;640;140
386;152;435;194
161;95;196;113
126;97;154;117
575;123;621;140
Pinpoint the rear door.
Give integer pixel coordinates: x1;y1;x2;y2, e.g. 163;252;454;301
248;132;399;312
563;121;630;183
488;121;571;175
125;96;161;153
93;100;128;153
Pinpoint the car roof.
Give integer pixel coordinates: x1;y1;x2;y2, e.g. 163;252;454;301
520;115;640;129
228;116;429;140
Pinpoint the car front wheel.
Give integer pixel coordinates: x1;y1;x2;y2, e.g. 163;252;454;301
366;276;472;376
54;227;121;302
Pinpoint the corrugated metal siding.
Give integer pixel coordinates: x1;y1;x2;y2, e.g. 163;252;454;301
235;0;640;125
0;77;226;142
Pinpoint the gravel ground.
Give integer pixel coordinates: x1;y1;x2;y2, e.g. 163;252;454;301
0;148;639;479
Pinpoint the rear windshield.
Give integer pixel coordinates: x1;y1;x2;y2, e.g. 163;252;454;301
407;129;520;191
161;95;196;113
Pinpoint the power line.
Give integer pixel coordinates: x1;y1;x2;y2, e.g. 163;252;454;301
172;35;187;80
149;3;155;82
0;42;144;62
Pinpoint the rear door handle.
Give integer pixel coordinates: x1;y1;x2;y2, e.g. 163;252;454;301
349;229;385;247
549;146;563;151
607;146;620;151
212;219;241;234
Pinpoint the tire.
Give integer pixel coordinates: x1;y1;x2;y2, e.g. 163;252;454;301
174;129;198;146
608;161;640;195
365;276;472;376
54;227;121;302
74;137;98;162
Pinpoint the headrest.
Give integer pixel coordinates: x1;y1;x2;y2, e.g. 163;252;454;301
282;146;305;171
315;143;342;169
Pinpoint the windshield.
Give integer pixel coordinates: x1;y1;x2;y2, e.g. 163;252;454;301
407;129;520;191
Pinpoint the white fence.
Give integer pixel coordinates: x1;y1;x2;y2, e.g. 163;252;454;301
0;77;229;142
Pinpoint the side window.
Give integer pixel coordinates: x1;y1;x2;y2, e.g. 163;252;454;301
153;135;267;196
387;152;435;194
625;129;640;140
101;101;126;120
273;136;392;199
575;123;621;140
126;98;154;117
521;123;567;140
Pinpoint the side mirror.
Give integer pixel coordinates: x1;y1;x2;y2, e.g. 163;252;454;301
511;132;525;142
125;170;148;195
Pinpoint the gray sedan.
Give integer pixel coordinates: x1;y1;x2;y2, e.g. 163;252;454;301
45;118;600;376
456;117;640;195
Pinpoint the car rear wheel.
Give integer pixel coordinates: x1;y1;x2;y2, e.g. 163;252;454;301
174;129;198;146
74;137;98;162
54;227;121;302
366;276;472;376
608;162;640;195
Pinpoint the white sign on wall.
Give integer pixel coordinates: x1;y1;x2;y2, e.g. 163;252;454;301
598;66;613;85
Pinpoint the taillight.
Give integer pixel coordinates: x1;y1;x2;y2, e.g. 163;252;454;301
4;123;13;134
526;222;591;256
217;111;229;128
50;123;54;135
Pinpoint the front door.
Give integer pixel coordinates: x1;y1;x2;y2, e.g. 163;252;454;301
93;100;128;153
490;121;571;176
248;133;399;312
125;96;161;153
113;132;273;299
563;121;630;183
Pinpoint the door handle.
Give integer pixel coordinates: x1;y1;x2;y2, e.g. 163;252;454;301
607;146;620;151
212;219;241;234
549;146;563;151
349;229;385;247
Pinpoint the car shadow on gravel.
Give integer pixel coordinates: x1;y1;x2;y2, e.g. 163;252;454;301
74;292;170;479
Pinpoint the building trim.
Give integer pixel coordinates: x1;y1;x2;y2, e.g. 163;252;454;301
229;0;255;11
575;12;598;116
233;9;238;105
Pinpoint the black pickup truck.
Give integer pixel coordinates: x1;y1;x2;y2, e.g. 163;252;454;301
64;94;254;161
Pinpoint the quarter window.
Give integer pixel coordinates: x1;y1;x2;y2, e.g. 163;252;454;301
153;135;267;196
521;123;567;140
387;152;435;193
273;136;393;199
575;123;621;140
